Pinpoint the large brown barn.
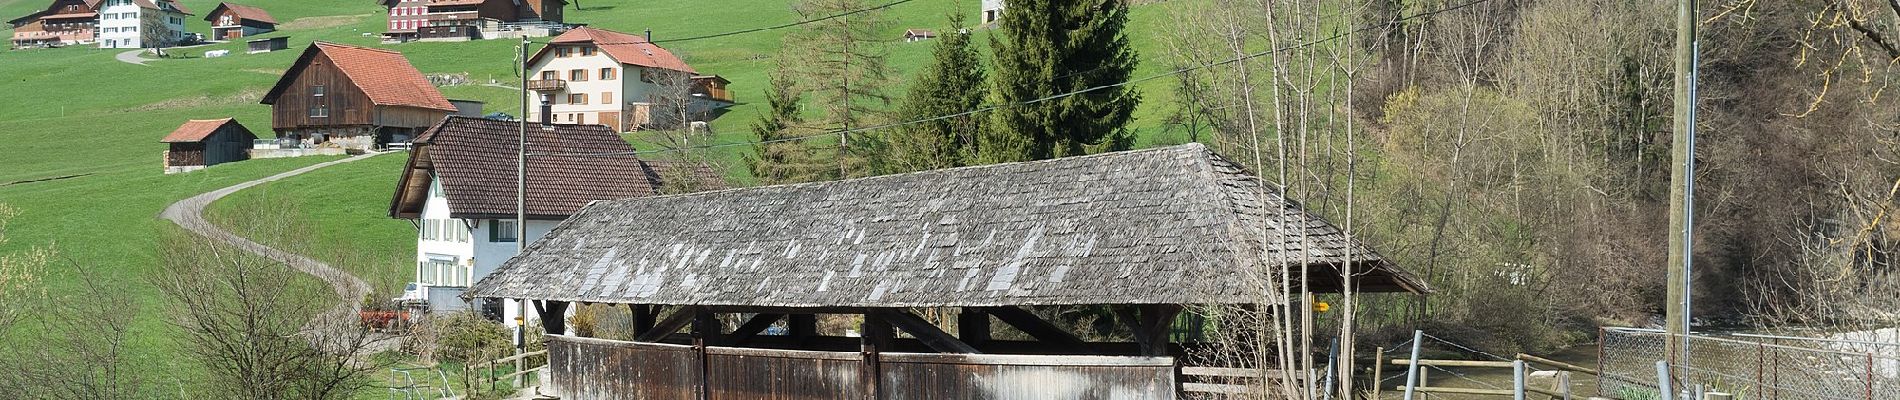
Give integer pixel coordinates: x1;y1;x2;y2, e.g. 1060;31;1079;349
259;42;458;152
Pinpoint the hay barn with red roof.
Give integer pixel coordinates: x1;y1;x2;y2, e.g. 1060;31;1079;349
160;118;257;174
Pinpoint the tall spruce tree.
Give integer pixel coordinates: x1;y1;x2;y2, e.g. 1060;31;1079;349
982;0;1140;162
875;13;987;174
786;0;896;178
745;67;834;184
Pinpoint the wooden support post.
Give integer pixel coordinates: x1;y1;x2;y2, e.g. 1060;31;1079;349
790;313;817;345
860;313;892;400
884;310;979;353
984;306;1091;353
632;304;658;336
1373;347;1386;400
958;308;991;347
729;313;786;345
692;309;714;400
636;306;698;343
533;300;570;335
1114;304;1182;357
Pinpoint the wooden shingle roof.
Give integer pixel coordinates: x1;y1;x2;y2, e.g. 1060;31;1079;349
465;143;1429;308
388;116;724;220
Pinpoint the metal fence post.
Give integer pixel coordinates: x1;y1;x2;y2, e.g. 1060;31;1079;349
1404;330;1424;400
1656;361;1675;400
1512;360;1526;400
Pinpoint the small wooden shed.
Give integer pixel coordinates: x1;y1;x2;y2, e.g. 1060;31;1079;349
162;118;257;174
246;36;286;53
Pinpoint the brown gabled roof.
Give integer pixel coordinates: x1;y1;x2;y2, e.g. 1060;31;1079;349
206;2;275;24
262;42;458;112
133;0;192;15
531;27;697;74
389;116;724;220
10;0;100;25
161;118;255;142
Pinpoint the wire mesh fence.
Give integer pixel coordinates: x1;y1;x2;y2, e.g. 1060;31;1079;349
1599;327;1900;400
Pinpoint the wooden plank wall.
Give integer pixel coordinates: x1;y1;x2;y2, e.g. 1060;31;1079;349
272;51;374;129
546;335;1178;400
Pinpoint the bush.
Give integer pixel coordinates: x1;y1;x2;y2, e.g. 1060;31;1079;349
434;312;510;363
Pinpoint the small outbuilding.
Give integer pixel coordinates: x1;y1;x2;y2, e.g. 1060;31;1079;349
206;2;276;40
246;36;286;53
903;28;936;42
162;118;258;174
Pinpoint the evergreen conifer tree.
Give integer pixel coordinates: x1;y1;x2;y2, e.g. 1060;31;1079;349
876;13;987;173
982;0;1140;162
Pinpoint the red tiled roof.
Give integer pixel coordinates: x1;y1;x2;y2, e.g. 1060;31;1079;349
539;27;697;74
161;118;247;142
207;2;275;24
133;0;192;15
391;116;724;219
264;42;457;111
427;0;487;6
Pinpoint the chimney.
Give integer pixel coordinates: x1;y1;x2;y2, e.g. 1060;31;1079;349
645;28;653;42
538;94;552;125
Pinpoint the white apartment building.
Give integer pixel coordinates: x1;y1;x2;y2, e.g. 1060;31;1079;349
97;0;189;49
524;27;733;131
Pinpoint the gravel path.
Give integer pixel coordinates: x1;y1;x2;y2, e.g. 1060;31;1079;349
159;153;382;334
114;49;152;66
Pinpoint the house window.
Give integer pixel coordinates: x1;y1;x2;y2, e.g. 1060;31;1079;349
602;92;613;104
581;46;596;56
600;68;615;80
540;70;557;80
312;85;325;97
568;93;587;105
490;219;518;242
309;104;329;118
419;255;463;286
640;69;653;83
569;69;587;81
557;47;573;57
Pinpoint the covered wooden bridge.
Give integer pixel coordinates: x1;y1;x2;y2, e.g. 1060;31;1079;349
464;143;1429;399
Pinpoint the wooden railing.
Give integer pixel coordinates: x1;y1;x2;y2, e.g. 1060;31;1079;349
526;79;566;92
473;349;548;394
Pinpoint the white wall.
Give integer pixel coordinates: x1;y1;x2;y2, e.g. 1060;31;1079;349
527;48;624;126
95;0;186;49
411;173;573;328
472;218;559;329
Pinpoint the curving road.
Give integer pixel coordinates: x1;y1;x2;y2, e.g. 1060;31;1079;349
159;153;381;328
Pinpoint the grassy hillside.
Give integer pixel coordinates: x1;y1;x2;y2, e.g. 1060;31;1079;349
0;0;1199;395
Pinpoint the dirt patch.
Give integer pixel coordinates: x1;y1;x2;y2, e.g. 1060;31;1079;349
282;14;368;30
243;68;286;76
131;88;268;112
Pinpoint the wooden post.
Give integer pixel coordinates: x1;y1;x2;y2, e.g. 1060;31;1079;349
958;308;990;347
1706;392;1733;400
1372;347;1386;400
692;310;715;400
1663;0;1698;386
791;313;817;346
860;313;891;400
632;304;657;336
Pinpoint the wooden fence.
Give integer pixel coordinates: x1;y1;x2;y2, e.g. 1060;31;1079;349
545;334;1178;400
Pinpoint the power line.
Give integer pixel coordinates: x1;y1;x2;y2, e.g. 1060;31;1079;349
648;0;920;45
529;0;1500;158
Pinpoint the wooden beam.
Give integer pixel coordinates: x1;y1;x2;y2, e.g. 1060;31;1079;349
1391;359;1516;368
958;308;991;346
882;310;980;354
631;304;657;335
635;306;697;343
1516;353;1599;375
860;313;891;400
1117;304;1181;356
983;306;1090;353
790;314;817;339
533;300;569;335
693;310;720;347
728;313;786;345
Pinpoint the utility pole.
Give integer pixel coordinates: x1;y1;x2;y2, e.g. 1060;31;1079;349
515;36;530;389
1664;0;1697;386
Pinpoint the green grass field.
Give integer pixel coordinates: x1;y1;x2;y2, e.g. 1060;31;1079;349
0;0;1200;395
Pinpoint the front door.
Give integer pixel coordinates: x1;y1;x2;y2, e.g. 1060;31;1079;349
599;111;621;132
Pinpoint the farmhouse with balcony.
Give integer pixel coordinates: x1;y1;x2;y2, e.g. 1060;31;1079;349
96;0;191;49
525;27;734;132
204;2;273;40
260;42;459;152
161;118;257;174
388;115;723;326
8;0;101;48
379;0;566;42
465;143;1429;399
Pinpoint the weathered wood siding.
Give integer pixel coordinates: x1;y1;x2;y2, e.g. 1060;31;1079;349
546;335;1178;400
549;335;699;399
880;353;1177;400
271;51;374;129
166;143;205;166
706;347;863;399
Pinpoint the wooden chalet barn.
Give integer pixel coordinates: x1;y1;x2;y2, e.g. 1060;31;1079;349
205;2;275;40
161;118;256;174
465;143;1430;399
260;42;458;152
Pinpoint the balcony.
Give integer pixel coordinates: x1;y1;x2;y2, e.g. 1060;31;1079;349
526;79;566;92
